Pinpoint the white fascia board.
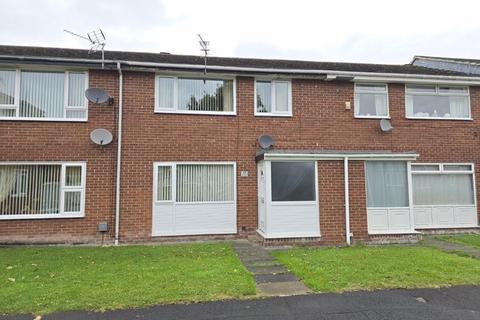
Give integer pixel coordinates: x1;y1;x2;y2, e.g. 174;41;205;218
3;55;480;84
262;153;419;161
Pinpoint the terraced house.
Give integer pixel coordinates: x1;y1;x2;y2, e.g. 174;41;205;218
0;45;479;245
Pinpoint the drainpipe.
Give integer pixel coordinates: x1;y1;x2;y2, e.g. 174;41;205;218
114;62;123;245
344;156;351;245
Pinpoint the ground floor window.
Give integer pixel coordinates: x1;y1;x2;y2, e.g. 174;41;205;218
152;162;237;236
411;163;477;228
156;163;235;203
412;164;474;206
0;162;86;219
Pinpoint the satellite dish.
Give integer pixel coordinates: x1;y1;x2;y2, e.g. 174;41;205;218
258;135;274;149
85;88;113;105
90;129;113;146
380;119;393;132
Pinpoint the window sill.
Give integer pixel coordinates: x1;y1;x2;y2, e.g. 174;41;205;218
406;116;473;121
0;117;88;122
254;113;293;117
155;109;236;116
0;213;85;220
354;115;390;119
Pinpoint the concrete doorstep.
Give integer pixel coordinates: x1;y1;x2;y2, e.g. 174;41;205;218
232;241;312;297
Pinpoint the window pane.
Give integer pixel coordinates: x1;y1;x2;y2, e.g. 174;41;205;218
0;165;61;216
275;82;289;112
443;164;472;171
413;174;474;205
65;166;82;187
176;164;234;202
406;94;469;118
157;77;174;109
256;81;271;113
0;70;16;105
356;92;387;117
0;108;15;117
157;166;172;201
178;78;233;112
439;86;468;95
355;84;387;92
366;161;408;207
66;109;87;119
271;162;315;202
64;191;81;212
20;71;64;118
68;73;86;107
411;164;440;171
406;85;436;94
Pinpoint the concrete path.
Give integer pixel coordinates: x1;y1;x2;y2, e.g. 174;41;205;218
6;286;480;320
424;237;480;259
231;241;311;296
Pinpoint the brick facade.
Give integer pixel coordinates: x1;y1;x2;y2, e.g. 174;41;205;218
1;69;479;244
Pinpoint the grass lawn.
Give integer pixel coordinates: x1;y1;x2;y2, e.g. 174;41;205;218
436;234;480;249
273;245;480;293
0;243;256;315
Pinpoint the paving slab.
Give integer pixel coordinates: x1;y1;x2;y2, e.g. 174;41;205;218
424;237;480;259
232;240;312;297
245;265;288;274
255;273;299;283
257;281;312;297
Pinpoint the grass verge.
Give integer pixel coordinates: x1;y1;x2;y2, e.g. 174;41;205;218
273;245;480;292
0;243;256;315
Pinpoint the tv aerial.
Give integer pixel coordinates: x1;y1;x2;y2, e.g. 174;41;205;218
198;34;210;78
64;29;107;68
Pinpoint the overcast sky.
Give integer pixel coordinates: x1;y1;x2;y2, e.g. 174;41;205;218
1;0;479;64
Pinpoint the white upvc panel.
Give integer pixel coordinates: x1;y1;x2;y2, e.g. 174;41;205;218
433;206;455;226
367;207;412;234
454;206;478;226
152;202;174;235
152;202;236;236
413;207;433;227
367;208;389;234
265;202;319;238
413;205;477;229
387;208;412;233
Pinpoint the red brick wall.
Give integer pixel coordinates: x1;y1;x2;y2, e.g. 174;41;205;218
0;70;118;243
1;70;480;244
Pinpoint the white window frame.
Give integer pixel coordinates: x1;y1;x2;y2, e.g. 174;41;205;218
410;163;476;208
0;69;89;122
254;79;292;117
0;162;87;220
405;84;471;121
153;161;237;205
154;75;237;116
354;83;390;119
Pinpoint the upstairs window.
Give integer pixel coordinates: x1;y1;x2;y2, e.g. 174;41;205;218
406;85;470;120
354;83;389;118
255;80;292;116
0;69;87;121
155;76;235;115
